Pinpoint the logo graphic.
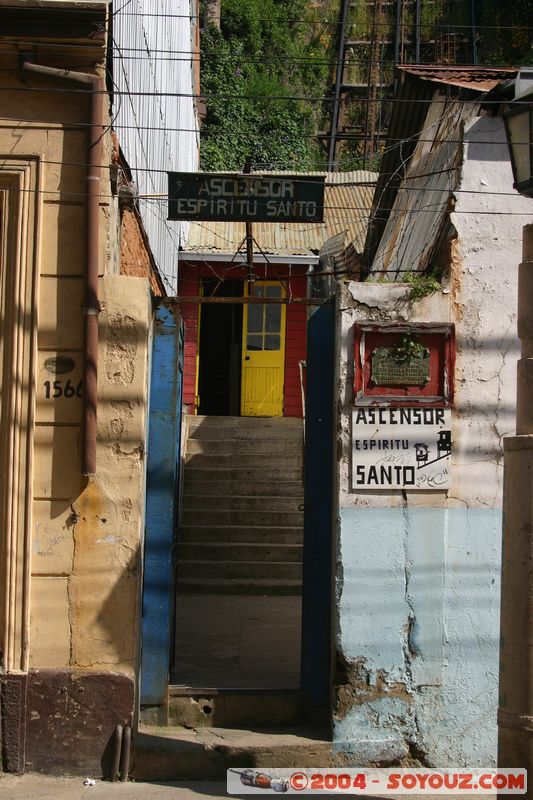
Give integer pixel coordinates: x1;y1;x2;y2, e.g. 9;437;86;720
229;769;289;793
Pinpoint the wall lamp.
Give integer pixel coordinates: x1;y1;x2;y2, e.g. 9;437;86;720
504;68;533;198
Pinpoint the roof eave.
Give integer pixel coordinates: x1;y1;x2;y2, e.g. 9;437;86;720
179;251;320;266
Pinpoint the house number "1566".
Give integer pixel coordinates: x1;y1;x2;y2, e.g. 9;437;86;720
43;379;83;399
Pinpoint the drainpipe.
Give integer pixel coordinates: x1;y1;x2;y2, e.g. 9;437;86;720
22;62;104;475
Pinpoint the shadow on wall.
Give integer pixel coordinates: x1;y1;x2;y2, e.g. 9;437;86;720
23;274;149;774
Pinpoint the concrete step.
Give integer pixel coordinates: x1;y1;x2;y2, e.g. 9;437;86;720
184;467;302;483
185;453;303;470
183;479;303;498
182;495;303;513
133;725;332;781
177;578;302;595
166;688;302;729
181;509;304;527
179;526;303;544
188;415;303;428
178;542;303;562
187;438;302;456
187;416;303;441
178;560;303;581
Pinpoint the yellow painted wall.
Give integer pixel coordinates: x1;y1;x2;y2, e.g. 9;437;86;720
0;60;151;678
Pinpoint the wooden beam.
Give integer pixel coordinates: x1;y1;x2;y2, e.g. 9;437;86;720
167;296;327;306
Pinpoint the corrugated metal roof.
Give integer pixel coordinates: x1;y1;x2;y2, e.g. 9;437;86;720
183;170;377;256
371;98;469;278
363;65;518;270
398;65;518;93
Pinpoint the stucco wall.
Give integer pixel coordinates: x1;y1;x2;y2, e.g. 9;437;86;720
0;6;158;775
0;66;151;678
334;118;533;766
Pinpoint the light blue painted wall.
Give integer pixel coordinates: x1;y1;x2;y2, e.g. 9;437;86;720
335;507;501;766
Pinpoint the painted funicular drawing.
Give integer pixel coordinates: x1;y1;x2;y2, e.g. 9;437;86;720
352;406;452;490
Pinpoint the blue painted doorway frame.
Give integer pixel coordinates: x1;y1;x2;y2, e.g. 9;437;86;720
300;298;335;720
141;301;183;706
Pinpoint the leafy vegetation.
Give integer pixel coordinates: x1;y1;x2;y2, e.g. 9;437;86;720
199;0;336;171
403;272;442;301
199;0;533;173
388;333;428;362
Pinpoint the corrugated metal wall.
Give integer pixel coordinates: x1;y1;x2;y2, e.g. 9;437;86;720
113;0;200;292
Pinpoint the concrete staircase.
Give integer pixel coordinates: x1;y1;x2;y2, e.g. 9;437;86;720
133;416;322;777
178;416;304;596
133;725;333;781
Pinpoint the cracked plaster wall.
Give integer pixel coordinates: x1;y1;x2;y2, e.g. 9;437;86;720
8;94;151;679
30;276;151;678
0;47;153;774
334;117;533;766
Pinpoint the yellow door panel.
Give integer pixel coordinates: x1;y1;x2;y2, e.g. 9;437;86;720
241;282;286;417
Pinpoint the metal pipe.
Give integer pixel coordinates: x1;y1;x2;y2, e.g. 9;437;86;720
84;76;104;476
245;221;254;291
327;0;350;170
470;0;478;65
243;161;255;290
395;0;402;64
415;0;421;63
111;724;123;781
20;63;97;86
119;725;131;781
298;359;306;443
22;61;103;476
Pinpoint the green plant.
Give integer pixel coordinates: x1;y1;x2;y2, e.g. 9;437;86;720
403;272;441;301
388;333;428;363
200;0;334;171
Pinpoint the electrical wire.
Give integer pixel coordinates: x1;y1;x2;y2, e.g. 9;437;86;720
5;179;526;220
0;84;525;106
5;4;533;31
1;6;529;289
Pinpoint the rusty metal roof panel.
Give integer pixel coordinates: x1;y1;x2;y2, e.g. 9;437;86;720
371;98;470;279
397;65;518;93
363;65;518;270
183;170;377;256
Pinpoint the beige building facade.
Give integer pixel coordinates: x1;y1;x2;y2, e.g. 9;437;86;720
0;0;159;774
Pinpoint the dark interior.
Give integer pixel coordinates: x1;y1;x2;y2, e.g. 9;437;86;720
198;279;243;415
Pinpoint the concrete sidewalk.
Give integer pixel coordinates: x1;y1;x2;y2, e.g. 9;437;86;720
0;776;232;799
0;774;494;800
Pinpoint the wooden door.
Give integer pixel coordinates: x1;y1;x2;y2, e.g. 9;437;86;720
241;282;286;416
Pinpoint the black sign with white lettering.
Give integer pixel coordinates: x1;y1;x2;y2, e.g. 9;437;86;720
168;172;325;222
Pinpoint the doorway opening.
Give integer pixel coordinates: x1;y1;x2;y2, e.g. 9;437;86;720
142;295;335;732
197;279;242;416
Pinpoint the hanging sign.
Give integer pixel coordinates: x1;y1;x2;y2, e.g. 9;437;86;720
168;172;325;222
352;407;451;490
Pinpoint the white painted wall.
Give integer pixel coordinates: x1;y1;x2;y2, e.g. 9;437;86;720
113;0;200;292
334;117;533;766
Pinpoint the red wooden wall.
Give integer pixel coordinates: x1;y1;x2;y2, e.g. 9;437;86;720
283;273;306;417
179;261;307;417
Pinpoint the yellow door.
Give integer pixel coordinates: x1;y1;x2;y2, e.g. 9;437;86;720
241;282;286;416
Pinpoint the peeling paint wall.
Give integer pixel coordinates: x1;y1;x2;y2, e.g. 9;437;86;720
7;92;152;681
334;117;533;766
0;17;154;772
